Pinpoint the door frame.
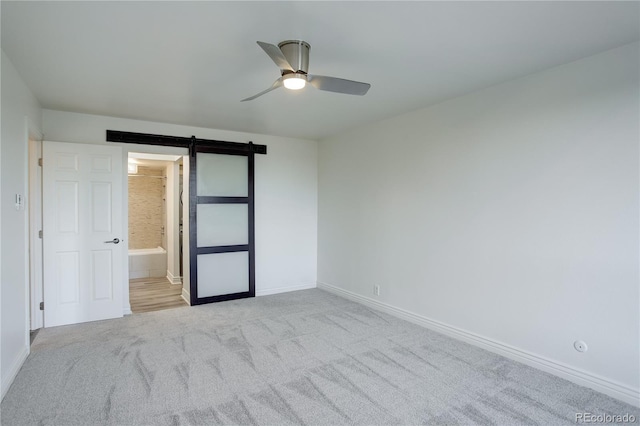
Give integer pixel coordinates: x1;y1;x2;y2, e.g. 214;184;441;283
107;131;267;306
27;121;44;332
36;140;191;320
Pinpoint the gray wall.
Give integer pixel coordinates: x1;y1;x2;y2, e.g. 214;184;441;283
1;50;43;398
317;42;639;403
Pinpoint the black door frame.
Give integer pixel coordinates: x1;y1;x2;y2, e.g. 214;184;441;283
189;143;255;305
106;130;267;306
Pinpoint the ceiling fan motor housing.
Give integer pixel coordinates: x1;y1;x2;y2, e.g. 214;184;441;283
278;40;310;74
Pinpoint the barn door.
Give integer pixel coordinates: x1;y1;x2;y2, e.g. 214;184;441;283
189;143;255;305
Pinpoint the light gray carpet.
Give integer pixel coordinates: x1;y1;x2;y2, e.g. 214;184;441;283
1;289;637;425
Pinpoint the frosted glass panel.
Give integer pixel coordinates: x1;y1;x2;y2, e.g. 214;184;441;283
197;252;249;297
197;204;248;247
197;153;247;196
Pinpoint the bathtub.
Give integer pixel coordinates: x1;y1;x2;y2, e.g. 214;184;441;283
129;246;167;279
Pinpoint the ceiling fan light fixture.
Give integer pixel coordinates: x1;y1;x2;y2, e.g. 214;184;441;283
283;73;306;90
241;40;371;101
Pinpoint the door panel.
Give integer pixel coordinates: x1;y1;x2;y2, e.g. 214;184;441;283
91;182;112;232
56;181;79;233
196;252;249;298
56;251;79;304
196;204;248;247
43;141;123;327
196;153;248;196
91;250;113;300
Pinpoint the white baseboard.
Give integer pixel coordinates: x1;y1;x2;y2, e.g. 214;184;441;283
167;270;182;285
317;281;640;407
1;344;29;401
123;305;132;316
256;282;316;297
181;288;190;305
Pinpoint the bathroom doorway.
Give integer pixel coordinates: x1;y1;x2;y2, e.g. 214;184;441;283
128;152;187;313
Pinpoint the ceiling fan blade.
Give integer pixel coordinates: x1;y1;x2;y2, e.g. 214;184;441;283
241;77;283;102
256;41;294;72
307;75;371;96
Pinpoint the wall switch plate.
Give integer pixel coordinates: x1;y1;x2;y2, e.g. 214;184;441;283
373;285;380;296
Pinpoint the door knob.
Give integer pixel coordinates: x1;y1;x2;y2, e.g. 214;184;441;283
104;238;120;244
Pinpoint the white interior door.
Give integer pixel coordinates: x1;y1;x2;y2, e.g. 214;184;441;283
43;141;123;327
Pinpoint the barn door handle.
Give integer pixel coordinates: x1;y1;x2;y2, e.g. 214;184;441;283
104;238;120;244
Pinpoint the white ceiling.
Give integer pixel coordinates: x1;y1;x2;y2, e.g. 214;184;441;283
129;152;182;163
2;1;638;141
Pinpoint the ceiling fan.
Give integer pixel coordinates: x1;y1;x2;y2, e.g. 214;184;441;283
241;40;371;102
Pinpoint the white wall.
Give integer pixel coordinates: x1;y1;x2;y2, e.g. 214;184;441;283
1;51;43;398
318;42;639;405
42;110;318;305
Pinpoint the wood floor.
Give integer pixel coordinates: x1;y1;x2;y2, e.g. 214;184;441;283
129;277;188;314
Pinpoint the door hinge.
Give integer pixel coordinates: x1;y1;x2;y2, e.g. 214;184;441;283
38;230;43;239
39;302;44;311
38;158;43;167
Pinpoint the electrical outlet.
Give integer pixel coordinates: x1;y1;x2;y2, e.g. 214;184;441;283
373;285;380;296
574;340;588;353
